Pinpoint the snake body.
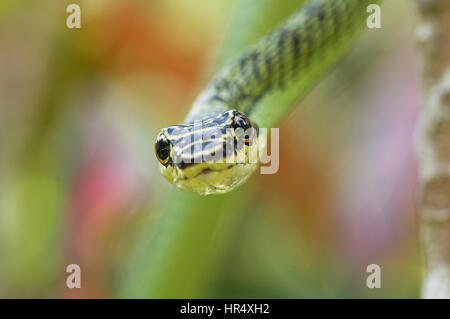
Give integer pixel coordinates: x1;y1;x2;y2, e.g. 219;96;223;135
155;0;379;195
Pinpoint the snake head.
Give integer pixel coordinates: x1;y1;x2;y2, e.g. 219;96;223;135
154;110;261;195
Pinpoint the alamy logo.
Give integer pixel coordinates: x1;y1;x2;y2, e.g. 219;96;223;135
66;264;81;288
66;4;81;29
366;264;381;288
366;4;381;29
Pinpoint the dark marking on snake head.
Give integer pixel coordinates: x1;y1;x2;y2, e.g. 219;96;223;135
251;52;262;82
277;28;289;88
239;53;250;73
292;30;301;71
317;8;326;22
264;55;273;89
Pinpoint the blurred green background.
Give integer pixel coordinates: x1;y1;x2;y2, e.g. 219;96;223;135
0;0;421;298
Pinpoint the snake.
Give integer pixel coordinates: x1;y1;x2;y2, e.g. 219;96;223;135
154;0;380;195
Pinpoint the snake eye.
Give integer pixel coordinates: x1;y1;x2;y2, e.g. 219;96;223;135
232;112;254;144
155;134;171;166
232;113;252;131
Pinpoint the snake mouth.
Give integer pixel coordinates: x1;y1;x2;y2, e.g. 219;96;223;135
168;161;258;195
178;164;237;180
200;168;213;175
199;164;235;176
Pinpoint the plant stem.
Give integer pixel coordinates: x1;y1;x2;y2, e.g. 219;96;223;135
415;0;450;299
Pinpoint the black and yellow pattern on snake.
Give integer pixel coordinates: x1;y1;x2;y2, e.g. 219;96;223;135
156;110;260;194
155;0;380;195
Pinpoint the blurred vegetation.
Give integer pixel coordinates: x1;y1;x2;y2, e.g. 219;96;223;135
0;0;421;298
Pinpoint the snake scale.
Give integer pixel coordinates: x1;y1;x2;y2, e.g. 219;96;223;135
155;0;380;195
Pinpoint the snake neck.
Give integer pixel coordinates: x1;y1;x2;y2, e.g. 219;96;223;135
184;0;377;125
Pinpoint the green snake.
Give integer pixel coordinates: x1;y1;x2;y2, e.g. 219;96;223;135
155;0;379;195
